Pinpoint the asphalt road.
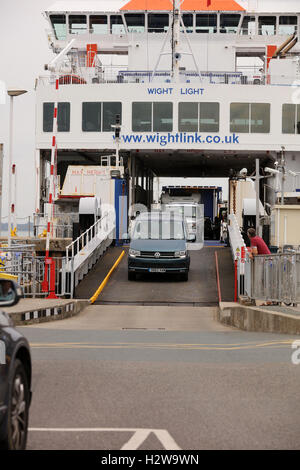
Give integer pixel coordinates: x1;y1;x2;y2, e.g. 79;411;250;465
18;305;300;450
75;246;234;305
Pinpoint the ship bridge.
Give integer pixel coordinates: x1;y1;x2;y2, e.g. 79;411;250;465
45;0;300;77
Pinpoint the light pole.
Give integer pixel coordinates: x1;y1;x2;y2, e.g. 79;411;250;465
7;89;27;247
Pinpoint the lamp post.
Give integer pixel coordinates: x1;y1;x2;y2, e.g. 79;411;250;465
7;89;27;247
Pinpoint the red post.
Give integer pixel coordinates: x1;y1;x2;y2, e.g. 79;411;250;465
46;257;58;299
234;259;238;302
41;254;50;293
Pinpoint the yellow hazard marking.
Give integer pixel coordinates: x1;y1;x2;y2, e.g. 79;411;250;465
89;250;125;304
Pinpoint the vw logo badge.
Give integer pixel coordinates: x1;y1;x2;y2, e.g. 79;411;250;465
154;252;161;258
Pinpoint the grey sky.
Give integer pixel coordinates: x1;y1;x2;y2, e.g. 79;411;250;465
0;0;228;221
0;0;54;219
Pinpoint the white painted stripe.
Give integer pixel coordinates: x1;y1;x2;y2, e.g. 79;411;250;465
121;430;151;450
46;308;51;317
28;428;181;450
153;430;181;450
34;311;38;319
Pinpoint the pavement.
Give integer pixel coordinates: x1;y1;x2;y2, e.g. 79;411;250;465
17;304;300;450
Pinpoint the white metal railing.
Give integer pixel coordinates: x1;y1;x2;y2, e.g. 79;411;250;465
65;212;115;292
66;213;106;260
37;71;300;87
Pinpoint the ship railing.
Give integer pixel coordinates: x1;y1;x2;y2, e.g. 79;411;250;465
37;71;300;86
33;212;76;239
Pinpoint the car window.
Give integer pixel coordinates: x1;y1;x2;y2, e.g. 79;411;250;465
166;205;197;218
133;219;185;240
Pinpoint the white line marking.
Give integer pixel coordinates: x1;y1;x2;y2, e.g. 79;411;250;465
153;430;182;450
29;428;181;450
121;430;151;450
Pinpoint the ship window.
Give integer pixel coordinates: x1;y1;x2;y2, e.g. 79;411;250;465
82;103;101;132
240;16;256;35
251;103;270;133
110;15;126;34
196;14;217;34
182;14;194;33
258;16;276;35
200;103;220;132
125;14;145;33
279;16;297;35
69;15;87;35
220;14;241;34
178;103;198;132
132;102;152;131
178;102;219;132
103;102;122;132
50;14;67;40
230;103;250;133
43;103;70;132
90;15;108;34
282;104;300;134
153;102;173;132
230;103;270;133
148;14;169;33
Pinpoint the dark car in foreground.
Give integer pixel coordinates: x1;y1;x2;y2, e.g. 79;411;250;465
128;212;194;281
0;279;32;450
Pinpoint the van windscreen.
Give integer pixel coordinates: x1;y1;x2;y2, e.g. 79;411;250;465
133;219;184;240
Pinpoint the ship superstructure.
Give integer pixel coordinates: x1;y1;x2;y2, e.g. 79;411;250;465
35;0;300;238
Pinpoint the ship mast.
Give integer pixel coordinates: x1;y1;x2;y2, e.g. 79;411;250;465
171;0;182;82
151;0;201;83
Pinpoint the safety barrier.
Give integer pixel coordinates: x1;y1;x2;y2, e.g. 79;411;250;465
0;244;70;298
0;213;115;299
245;252;300;305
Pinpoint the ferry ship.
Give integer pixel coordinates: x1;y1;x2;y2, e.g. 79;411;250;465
34;0;300;246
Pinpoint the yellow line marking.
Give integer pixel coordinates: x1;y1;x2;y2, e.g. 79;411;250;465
30;340;295;352
89;250;125;304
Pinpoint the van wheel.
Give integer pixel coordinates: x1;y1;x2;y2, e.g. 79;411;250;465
128;272;135;281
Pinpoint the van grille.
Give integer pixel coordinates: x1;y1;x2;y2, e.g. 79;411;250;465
138;251;176;259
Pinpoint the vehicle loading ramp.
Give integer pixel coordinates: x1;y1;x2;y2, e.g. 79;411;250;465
75;246;235;306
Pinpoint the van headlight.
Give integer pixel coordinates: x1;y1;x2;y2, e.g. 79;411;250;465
129;249;141;258
175;250;187;258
